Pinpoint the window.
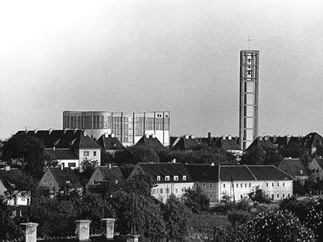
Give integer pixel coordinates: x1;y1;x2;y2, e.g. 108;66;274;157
236;183;238;188
175;188;178;193
272;194;274;199
203;183;206;188
283;194;285;198
49;181;53;187
160;188;163;194
249;183;251;187
277;194;279;198
93;151;97;156
272;183;274;187
165;176;170;181
157;176;161;181
277;182;279;187
183;175;186;181
83;151;89;156
166;188;169;193
266;183;268;187
240;183;243;188
223;184;226;188
68;163;76;168
209;184;213;188
283;183;285;187
174;176;178;181
245;183;247;188
210;194;212;198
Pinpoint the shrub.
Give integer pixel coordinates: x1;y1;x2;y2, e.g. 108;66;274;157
246;210;315;241
227;210;251;227
247;186;271;204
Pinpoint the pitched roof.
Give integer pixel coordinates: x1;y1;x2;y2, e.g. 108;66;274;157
45;149;78;160
278;158;309;177
135;135;165;150
97;166;124;181
16;130;100;149
49;168;82;188
214;138;242;151
246;138;277;152
185;164;219;182
247;165;293;180
97;135;125;151
220;165;255;181
303;132;323;148
171;136;200;151
137;162;193;182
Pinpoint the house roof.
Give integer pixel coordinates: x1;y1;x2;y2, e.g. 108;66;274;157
137;162;193;182
247;165;293;180
303;132;323;149
314;158;323;169
16;130;101;149
97;166;124;181
214;138;242;151
45;149;78;160
48;168;82;188
97;135;125;151
246;138;277;152
278;158;309;177
0;169;28;190
171;136;200;151
185;164;219;182
135;135;165;151
219;165;256;181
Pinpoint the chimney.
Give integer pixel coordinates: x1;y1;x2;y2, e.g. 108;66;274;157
171;158;176;163
21;223;38;242
108;163;112;169
228;136;232;140
5;166;10;171
49;129;52;134
190;135;195;139
102;218;115;240
208;132;211;143
185;135;189;139
126;235;140;242
145;134;149;138
75;220;91;242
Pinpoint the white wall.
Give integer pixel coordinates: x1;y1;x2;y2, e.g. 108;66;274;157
151;182;194;203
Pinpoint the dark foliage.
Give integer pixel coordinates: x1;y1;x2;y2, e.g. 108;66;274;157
183;187;210;213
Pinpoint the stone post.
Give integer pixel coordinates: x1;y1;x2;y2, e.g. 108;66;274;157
126;234;140;242
75;220;91;241
101;218;115;240
21;223;38;242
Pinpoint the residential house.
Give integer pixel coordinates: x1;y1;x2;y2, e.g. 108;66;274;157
86;165;124;193
245;136;277;153
39;167;82;197
129;162;194;203
214;136;243;158
187;164;293;202
17;129;101;169
302;132;323;155
170;135;200;151
278;158;309;184
0;167;31;206
308;158;323;181
135;134;166;151
97;134;126;154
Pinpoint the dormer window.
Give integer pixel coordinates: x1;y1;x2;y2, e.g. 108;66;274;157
183;175;186;181
174;176;179;181
165;176;170;181
157;176;161;181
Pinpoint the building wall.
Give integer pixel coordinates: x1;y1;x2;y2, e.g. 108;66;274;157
59;159;80;169
308;159;323;181
79;148;101;164
63;111;170;146
217;180;292;202
194;182;219;203
151;182;194;203
39;170;59;195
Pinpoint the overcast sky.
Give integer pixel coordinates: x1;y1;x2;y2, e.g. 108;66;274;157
1;0;323;140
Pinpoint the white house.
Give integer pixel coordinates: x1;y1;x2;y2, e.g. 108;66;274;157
129;162;194;203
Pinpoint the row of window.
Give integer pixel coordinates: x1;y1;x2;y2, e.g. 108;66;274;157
222;182;286;188
156;175;186;182
152;187;185;194
83;151;97;156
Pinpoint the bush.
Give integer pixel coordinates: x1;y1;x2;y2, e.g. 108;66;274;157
247;186;271;204
183;187;210;214
227;210;251;227
246;210;315;241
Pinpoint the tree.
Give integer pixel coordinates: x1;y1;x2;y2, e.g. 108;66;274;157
246;210;315;241
241;146;265;165
183;187;210;213
123;173;155;197
2;133;47;179
163;195;190;242
0;196;22;240
247;186;271;204
73;158;98;188
279;142;301;158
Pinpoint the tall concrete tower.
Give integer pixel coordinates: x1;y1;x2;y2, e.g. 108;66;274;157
239;50;259;150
